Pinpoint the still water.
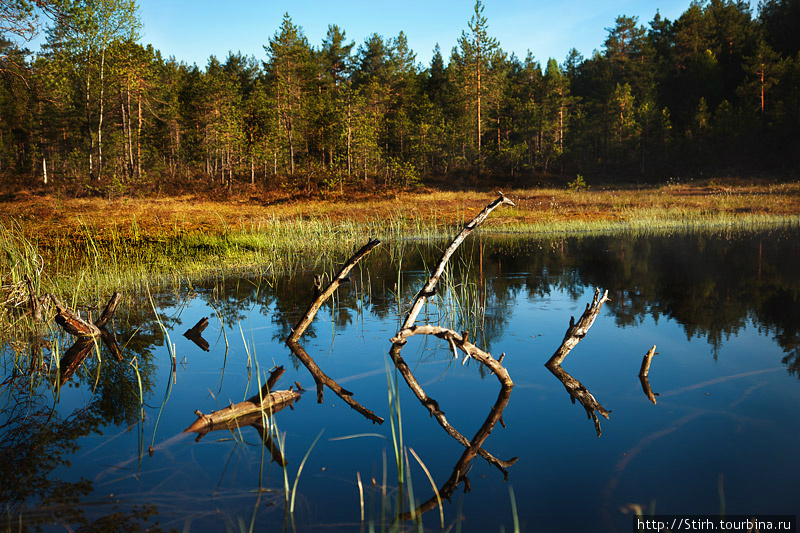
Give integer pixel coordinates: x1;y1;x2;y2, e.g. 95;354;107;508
3;229;800;532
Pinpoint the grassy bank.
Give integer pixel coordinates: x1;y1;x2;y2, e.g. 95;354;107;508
2;181;800;339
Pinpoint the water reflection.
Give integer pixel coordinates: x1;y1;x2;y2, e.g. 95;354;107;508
3;228;800;531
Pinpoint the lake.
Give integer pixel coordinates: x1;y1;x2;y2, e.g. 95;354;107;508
3;228;800;532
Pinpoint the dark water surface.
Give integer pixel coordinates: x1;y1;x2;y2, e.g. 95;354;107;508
3;229;800;532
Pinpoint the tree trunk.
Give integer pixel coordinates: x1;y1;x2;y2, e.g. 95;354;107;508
97;46;106;177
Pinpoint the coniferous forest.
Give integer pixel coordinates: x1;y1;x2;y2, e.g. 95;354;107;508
1;0;799;194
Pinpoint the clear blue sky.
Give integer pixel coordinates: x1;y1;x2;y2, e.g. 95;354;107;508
35;0;758;69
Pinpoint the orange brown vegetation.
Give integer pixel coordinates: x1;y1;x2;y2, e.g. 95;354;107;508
3;180;800;239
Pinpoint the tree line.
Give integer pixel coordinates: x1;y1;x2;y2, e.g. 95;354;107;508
1;0;799;193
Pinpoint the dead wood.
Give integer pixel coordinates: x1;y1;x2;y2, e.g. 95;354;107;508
287;340;383;424
543;288;611;436
545;288;610;367
184;388;300;436
287;238;380;343
52;295;101;339
387;193;518;477
94;292;122;328
51;293;124;365
391;325;512;388
284;238;384;425
638;345;657;377
183;317;210;351
546;363;610;437
396;192;515;335
638;345;659;404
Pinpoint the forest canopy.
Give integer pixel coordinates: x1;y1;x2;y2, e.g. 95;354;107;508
1;0;799;194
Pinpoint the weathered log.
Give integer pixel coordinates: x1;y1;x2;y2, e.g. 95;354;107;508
546;363;610;437
546;288;609;367
183;389;300;436
183;317;210;351
287;238;381;343
52;295;101;339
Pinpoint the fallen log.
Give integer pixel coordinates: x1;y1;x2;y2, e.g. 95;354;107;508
52;293;125;376
184;367;299;437
183;389;300;436
52;295;101;339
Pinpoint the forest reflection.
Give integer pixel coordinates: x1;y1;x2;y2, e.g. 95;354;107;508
182;229;800;377
3;228;799;530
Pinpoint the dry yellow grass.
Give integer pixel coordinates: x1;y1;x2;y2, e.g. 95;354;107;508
3;180;800;238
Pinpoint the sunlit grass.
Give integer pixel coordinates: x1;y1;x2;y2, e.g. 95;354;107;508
2;182;799;346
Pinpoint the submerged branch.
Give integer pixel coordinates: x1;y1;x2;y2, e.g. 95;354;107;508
546;288;609;367
397;192;515;333
287;238;380;343
387;193;518;477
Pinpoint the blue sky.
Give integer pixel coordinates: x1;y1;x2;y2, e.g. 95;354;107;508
33;0;758;69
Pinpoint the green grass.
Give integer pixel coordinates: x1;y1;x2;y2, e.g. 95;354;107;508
3;208;800;348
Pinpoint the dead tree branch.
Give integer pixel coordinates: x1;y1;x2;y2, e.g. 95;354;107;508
397;193;515;334
546;288;609;367
284;238;384;424
287;238;380;342
388;193;517;477
544;288;611;436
